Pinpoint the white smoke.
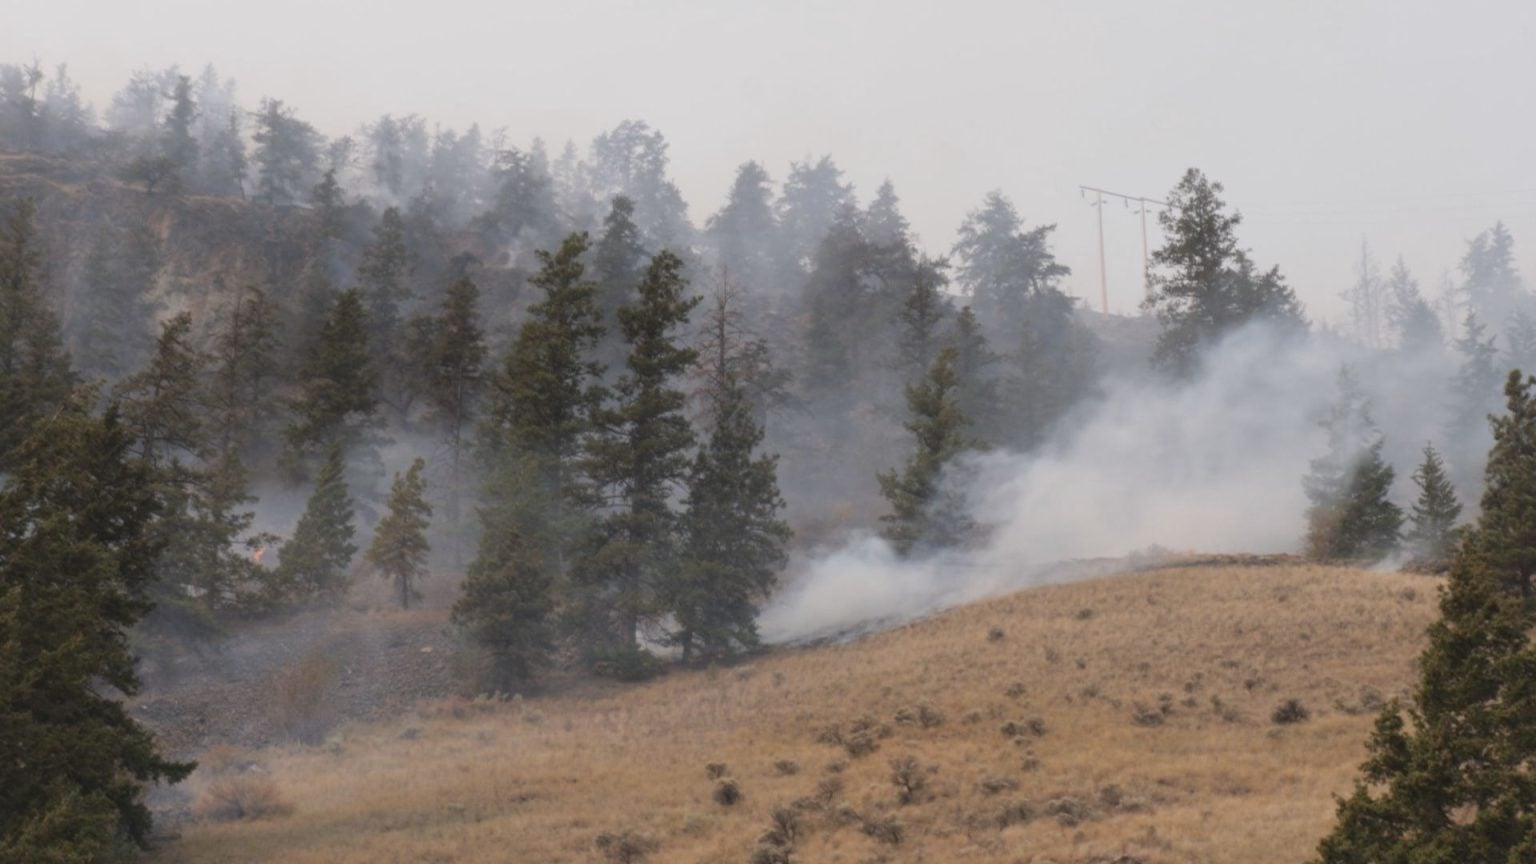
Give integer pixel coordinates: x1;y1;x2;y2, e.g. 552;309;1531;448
760;321;1468;643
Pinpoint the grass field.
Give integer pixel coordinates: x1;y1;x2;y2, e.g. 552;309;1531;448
148;563;1438;864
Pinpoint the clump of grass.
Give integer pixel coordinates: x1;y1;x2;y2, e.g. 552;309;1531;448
977;776;1019;796
1044;796;1097;827
1272;698;1310;725
705;762;729;779
595;831;658;864
1131;703;1165;727
894;703;944;729
713;779;742;807
195;777;294;822
987;626;1005;642
994;799;1034;829
773;759;799;776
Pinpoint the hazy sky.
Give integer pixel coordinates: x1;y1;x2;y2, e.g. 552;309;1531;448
9;0;1536;321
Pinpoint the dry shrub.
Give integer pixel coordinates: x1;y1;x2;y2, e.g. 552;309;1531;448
416;693;504;721
860;814;903;845
713;779;742;807
271;650;341;745
977;776;1019;796
595;831;658;864
759;807;800;848
1044;796;1096;827
705;762;729;779
1272;698;1310;725
894;703;945;729
994;799;1034;829
195;777;294;822
889;755;929;805
773;759;799;776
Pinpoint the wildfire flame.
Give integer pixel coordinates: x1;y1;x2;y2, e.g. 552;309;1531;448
250;546;266;565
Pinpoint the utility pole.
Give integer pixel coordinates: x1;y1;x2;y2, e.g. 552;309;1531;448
1080;185;1173;311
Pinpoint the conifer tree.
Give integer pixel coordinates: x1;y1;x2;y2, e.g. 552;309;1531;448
206;282;283;469
707;161;781;297
1314;370;1536;862
1446;310;1504;493
1404;443;1462;562
0;399;194;857
357;207;414;417
951;191;1069;342
366;458;431;609
948;306;999;444
421;275;486;554
895;255;952;381
576;250;699;652
777;155;855;275
452;488;552;689
592;195;647;374
878;347;976;556
0;198;74;471
1144;169;1305;376
281;287;380;480
461;235;605;672
160;73;198;189
310;168;347;240
72;220;162;383
1384;258;1443;353
251;98;320;205
1303;368;1403;560
668;368;790;660
274;446;357;604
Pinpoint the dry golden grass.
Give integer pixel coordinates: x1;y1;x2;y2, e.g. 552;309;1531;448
149;563;1438;864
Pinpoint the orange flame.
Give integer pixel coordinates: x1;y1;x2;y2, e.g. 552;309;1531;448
251;546;266;564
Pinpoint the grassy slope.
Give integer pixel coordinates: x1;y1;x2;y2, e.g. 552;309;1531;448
150;563;1437;864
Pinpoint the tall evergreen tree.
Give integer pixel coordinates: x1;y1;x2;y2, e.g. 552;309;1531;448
878;347;975;557
0;199;74;471
251;98;321;205
949;306;1001;445
591;195;648;374
462;234;606;673
1144;169;1306;375
587;120;693;251
1303;368;1403;560
452;487;552;690
281;288;380;481
206;282;283;469
0;399;194;857
356;207;414;417
1314;370;1536;862
420;275;486;555
707;161;781;297
777;155;855;275
159;73;198;189
576;250;699;652
668;368;790;660
1384;257;1443;353
895;255;953;382
366;458;431;609
1405;443;1462;562
71;221;162;383
273;446;357;604
1447;310;1504;493
951;191;1069;343
1459;221;1523;326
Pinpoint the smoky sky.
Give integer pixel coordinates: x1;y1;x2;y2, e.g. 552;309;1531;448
8;0;1536;321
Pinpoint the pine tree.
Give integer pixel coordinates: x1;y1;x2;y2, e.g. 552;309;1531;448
1459;221;1523;326
477;145;561;249
462;235;605;673
274;446;357;604
878;347;976;557
72;220;162;382
366;458;432;609
587;120;693;251
1446;310;1504;493
1314;371;1536;862
420;275;486;556
251;98;320;205
895;255;952;381
310;168;347;240
576;250;699;653
114;313;205;465
591;195;647;374
1404;443;1462;562
160;73;198;190
777;155;855;275
1303;368;1403;560
706;161;781;297
0;198;74;471
281;288;380;480
1144;169;1306;376
668;368;790;660
949;306;1001;445
357;207;414;418
0;399;194;856
452;480;553;690
951;191;1069;343
206;282;283;469
1384;257;1443;353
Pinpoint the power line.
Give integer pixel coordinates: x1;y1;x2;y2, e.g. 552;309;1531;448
1079;185;1174;308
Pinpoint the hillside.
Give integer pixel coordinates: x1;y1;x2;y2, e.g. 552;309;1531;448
145;562;1437;864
